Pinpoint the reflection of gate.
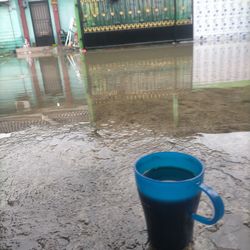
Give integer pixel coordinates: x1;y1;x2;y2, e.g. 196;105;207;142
29;1;54;46
77;0;193;48
85;44;193;98
39;57;63;95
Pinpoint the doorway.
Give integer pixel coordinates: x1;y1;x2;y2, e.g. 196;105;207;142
29;0;55;46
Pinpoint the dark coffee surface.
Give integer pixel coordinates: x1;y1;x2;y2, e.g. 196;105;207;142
143;167;195;181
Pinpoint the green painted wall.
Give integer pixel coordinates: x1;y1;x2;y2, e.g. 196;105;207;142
25;1;35;46
48;0;57;44
0;0;23;52
58;0;75;32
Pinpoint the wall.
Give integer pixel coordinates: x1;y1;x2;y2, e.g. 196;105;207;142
193;0;250;41
24;1;35;45
58;0;75;32
0;0;23;52
192;0;250;86
48;0;57;43
1;0;250;51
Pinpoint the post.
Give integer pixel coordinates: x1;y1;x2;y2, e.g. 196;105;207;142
75;0;84;49
18;0;30;44
51;0;62;45
174;0;177;42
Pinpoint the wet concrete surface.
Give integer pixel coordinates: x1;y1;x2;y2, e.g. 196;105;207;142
0;125;250;250
0;42;250;250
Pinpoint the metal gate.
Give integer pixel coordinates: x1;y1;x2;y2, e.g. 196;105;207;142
77;0;193;48
29;1;54;46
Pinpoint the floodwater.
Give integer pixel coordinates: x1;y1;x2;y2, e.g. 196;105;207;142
0;41;250;250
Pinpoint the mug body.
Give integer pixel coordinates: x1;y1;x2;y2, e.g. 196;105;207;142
135;152;204;250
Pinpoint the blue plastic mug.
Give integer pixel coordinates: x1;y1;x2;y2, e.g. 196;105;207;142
134;152;224;250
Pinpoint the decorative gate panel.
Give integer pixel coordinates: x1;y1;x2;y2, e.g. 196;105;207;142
78;0;193;48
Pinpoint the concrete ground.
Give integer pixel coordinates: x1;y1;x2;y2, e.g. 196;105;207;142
0;123;249;250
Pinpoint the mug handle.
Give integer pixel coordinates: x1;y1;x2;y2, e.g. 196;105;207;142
192;183;224;225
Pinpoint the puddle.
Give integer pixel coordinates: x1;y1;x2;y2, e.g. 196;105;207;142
0;42;250;134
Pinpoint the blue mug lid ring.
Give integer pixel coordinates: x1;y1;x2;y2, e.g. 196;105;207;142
134;152;205;184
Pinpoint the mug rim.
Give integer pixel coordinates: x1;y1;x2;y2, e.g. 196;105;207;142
134;151;204;184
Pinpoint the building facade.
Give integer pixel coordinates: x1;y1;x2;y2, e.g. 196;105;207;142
0;0;249;52
0;0;23;51
0;0;75;52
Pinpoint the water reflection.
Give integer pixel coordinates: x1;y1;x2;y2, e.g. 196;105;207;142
193;41;250;85
0;54;86;114
40;57;63;96
85;43;250;135
0;42;250;134
0;53;87;132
